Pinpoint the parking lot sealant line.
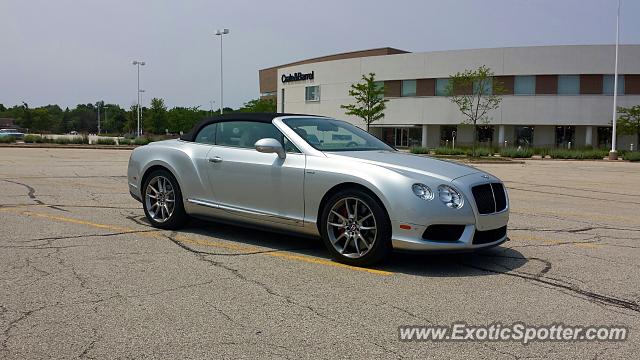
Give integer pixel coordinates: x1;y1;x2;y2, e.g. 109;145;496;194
3;208;393;276
460;262;640;313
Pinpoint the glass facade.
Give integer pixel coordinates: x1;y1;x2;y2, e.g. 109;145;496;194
381;127;421;147
440;125;457;146
476;126;494;144
401;80;417;97
514;76;536;95
557;75;580;95
597;127;612;148
603;75;625;95
555;126;575;148
514;126;534;147
435;78;450;96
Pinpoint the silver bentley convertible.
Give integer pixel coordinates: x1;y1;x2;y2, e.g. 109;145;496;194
128;113;509;266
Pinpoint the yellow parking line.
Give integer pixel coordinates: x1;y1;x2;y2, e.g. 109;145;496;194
3;208;392;276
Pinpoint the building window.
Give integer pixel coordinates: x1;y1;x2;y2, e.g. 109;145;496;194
374;81;385;99
473;78;493;95
401;80;417;97
477;126;494;144
381;127;421;147
435;78;450;96
514;76;536;95
603;75;625;95
514;126;534;147
440;125;457;146
555;126;575;148
557;75;580;95
597;127;612;148
305;86;320;102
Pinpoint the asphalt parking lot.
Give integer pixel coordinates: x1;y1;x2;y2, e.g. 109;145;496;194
0;148;638;359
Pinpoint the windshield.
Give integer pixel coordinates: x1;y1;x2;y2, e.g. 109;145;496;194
282;117;395;152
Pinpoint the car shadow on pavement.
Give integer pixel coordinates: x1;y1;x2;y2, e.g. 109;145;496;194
161;218;527;278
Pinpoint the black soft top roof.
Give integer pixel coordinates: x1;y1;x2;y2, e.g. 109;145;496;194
179;112;324;142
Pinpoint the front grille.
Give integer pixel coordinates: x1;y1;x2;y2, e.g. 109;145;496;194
471;183;507;214
473;226;507;245
422;224;465;242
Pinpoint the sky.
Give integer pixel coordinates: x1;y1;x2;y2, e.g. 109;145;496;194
1;0;639;110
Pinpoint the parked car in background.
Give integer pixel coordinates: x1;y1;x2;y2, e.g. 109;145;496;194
0;129;24;139
128;113;509;266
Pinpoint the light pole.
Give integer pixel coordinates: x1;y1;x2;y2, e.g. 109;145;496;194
609;0;621;160
132;60;146;137
96;102;101;134
214;28;229;115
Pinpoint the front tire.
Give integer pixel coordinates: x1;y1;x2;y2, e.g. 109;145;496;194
319;189;392;266
142;169;188;229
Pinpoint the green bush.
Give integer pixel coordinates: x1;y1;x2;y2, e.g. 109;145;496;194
54;137;71;144
624;152;640;162
500;148;534;158
433;147;467;156
134;137;151;146
118;138;132;145
96;138;116;145
0;136;16;143
473;147;493;157
546;149;608;159
24;135;44;143
409;147;429;154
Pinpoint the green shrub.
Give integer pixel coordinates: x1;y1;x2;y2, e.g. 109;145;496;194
0;136;16;143
546;149;608;159
24;135;44;143
96;138;116;145
624;152;640;162
118;138;132;145
500;148;534;158
410;147;429;154
134;137;151;146
434;147;467;156
54;137;71;144
473;147;492;157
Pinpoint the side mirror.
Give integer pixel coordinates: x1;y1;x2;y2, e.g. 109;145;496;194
254;138;286;159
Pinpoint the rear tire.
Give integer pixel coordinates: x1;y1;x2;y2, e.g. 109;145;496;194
319;189;391;266
142;169;188;229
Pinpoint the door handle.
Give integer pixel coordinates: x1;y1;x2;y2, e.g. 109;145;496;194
208;156;223;163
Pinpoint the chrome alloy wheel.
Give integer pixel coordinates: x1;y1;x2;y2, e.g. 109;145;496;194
145;175;175;223
327;197;377;259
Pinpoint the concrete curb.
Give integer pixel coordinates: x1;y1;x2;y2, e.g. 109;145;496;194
0;144;138;150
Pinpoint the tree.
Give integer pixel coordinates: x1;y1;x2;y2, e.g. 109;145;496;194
617;105;640;148
446;65;504;156
238;98;276;113
340;73;387;132
146;98;167;134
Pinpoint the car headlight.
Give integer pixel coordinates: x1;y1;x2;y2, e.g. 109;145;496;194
438;185;464;209
412;183;434;201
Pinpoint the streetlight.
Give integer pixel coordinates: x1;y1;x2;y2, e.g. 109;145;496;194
214;28;229;115
609;0;621;160
132;60;146;137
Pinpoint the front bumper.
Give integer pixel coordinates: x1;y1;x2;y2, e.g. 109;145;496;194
390;173;509;252
390;221;508;252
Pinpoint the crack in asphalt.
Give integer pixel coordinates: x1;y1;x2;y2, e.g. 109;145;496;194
164;232;330;321
1;179;44;205
460;262;640;313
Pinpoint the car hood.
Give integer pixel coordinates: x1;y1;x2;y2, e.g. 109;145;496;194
325;150;482;181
